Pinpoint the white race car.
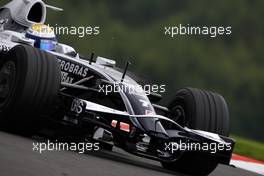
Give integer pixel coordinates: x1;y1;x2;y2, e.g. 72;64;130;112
0;1;235;175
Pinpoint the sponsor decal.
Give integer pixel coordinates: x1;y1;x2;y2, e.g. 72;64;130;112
58;59;89;83
71;99;86;114
58;59;88;77
61;71;74;83
0;45;10;52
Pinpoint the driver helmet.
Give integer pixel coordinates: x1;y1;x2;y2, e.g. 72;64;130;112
26;24;57;51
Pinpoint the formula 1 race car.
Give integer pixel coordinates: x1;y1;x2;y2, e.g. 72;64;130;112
0;0;235;175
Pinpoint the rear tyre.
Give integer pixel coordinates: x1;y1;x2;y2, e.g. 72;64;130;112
0;45;61;135
161;88;230;175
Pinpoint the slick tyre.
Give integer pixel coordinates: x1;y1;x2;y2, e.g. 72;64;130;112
99;142;114;151
161;88;230;175
0;45;61;134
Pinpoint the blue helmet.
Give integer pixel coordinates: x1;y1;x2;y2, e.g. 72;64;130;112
26;24;57;51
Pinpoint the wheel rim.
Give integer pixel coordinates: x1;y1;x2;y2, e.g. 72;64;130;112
0;61;16;107
170;105;186;127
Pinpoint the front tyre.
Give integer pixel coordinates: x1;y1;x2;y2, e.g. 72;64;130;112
161;88;230;175
0;45;61;134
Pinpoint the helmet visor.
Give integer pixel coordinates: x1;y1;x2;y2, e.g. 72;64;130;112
39;39;57;51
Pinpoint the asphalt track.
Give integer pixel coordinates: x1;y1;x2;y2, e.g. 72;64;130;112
0;131;261;176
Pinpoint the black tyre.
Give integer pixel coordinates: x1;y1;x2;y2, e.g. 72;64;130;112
99;142;114;151
161;88;229;175
0;45;61;134
0;52;4;60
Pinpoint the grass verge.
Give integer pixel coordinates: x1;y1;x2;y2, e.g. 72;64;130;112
231;135;264;161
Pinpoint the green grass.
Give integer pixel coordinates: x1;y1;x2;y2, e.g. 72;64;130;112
231;135;264;161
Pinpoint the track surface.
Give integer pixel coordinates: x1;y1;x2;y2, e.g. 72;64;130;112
0;131;261;176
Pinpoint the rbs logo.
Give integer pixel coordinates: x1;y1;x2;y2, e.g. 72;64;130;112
71;99;85;114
